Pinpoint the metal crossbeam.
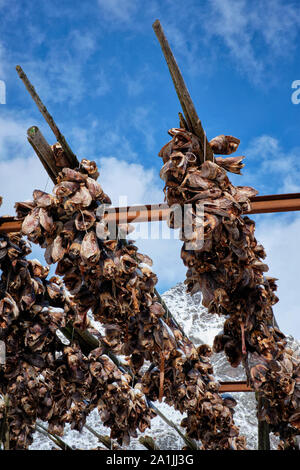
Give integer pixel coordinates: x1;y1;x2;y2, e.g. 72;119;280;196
2;193;300;234
219;381;252;393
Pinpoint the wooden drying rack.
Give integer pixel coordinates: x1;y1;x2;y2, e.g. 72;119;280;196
0;21;295;403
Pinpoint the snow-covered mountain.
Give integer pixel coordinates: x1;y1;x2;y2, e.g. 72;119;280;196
30;282;300;450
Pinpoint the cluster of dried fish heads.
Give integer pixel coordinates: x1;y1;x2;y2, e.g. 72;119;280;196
159;127;300;449
0;213;154;448
18;158;246;449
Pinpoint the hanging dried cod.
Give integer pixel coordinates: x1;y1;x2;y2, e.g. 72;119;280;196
0;226;154;448
17;157;246;450
158;127;300;450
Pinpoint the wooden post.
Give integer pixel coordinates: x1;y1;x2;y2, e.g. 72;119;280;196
27;126;59;184
35;423;73;451
152;20;214;162
16;65;78;169
61;322;135;380
139;436;160;450
146;398;199;450
0;394;10;450
83;424;115;450
256;391;270;450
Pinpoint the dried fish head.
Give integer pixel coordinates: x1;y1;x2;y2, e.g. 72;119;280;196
209;135;240;155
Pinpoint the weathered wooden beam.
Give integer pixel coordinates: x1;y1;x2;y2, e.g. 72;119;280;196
152;19;214;162
0;394;10;450
146;399;199;450
27;126;58;184
256;392;270;450
61;322;135;380
35;423;74;451
83;424;116;450
139;436;160;450
16;65;78;169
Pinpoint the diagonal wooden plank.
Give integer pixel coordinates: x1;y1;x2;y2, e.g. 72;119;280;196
16;65;79;169
27;126;59;184
152;19;214;162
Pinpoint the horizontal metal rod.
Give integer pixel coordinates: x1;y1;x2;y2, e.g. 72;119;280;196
247;192;300;214
219;381;252;393
2;193;300;233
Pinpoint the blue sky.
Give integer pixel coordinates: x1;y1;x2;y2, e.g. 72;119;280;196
0;0;300;338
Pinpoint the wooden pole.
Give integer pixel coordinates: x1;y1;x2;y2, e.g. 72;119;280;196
146;398;199;450
61;323;135;380
0;394;10;450
27;126;59;184
16;65;78;169
35;423;73;451
84;424;116;450
139;436;160;450
154;288;187;337
152;20;214;162
256;392;270;450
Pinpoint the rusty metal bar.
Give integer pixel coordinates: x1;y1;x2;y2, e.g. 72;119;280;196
219;381;252;393
247;192;300;214
112;193;300;220
2;193;300;233
0;218;22;234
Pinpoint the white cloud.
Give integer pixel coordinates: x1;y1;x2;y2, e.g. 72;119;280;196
95;69;111;96
0;113;34;161
128;106;156;152
0;155;48;216
20;55;86;105
255;214;300;339
16;29;102;106
229;134;300;195
162;22;209;78
67;103;158;163
205;0;300;84
0;42;6;79
98;156;163;206
97;129;140;161
0;112;52;216
123;72;145;97
25;24;46;48
69;30;96;57
97;0;138;23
